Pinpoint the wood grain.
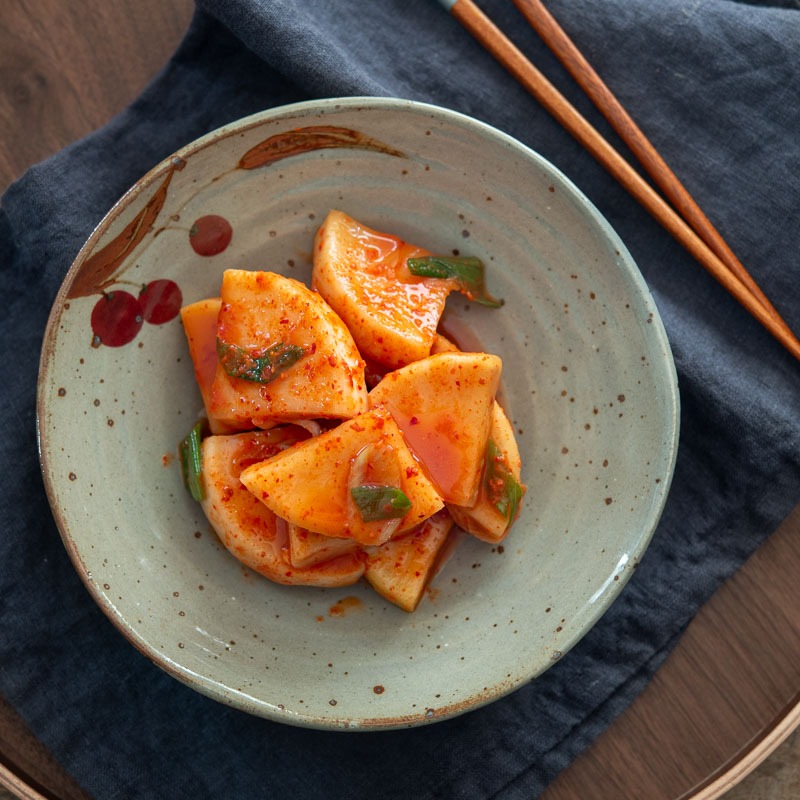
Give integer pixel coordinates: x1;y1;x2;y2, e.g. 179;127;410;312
0;0;193;191
0;696;88;800
1;1;799;798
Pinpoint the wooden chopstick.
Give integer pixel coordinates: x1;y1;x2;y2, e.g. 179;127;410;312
439;0;800;361
512;0;787;326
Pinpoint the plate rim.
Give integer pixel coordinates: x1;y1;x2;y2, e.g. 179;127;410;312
36;96;680;730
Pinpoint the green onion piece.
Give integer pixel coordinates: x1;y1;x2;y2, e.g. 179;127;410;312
217;339;305;384
179;420;205;502
484;439;524;523
406;255;503;308
350;484;412;522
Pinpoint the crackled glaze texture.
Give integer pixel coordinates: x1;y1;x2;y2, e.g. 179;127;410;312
37;98;679;729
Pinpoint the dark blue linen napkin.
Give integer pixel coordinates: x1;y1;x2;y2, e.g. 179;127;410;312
2;1;799;797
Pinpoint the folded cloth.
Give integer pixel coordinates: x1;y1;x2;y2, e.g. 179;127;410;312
2;1;799;797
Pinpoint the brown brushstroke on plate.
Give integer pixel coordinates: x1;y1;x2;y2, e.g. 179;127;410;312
67;158;185;299
238;125;405;170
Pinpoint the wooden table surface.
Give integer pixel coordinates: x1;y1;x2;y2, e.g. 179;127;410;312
2;2;799;798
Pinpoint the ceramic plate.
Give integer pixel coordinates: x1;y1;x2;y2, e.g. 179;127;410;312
37;98;679;729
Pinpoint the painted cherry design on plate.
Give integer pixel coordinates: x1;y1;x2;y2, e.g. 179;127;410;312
189;214;233;256
85;210;230;347
139;279;183;324
91;291;144;347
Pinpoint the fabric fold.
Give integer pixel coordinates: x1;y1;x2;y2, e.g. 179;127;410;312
1;2;799;798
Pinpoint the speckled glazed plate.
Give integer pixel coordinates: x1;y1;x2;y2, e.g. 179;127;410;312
37;97;679;730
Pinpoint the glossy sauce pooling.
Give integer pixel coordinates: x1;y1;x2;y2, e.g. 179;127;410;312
348;224;452;338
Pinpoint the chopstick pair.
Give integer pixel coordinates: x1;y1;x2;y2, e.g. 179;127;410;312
438;0;800;361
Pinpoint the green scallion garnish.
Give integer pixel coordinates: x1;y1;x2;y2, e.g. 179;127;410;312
217;338;305;384
406;255;503;308
484;439;524;523
350;484;412;522
180;420;206;502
